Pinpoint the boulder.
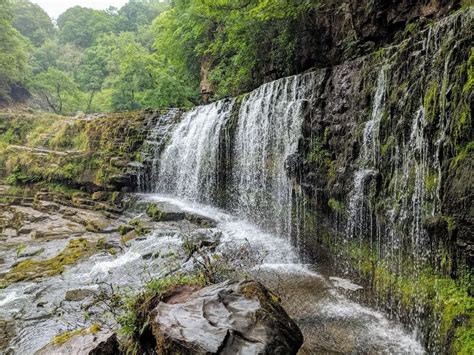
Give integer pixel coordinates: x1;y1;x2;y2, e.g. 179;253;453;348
184;212;217;228
187;229;222;248
146;203;185;222
65;289;96;302
36;330;119;355
147;202;217;227
150;280;303;354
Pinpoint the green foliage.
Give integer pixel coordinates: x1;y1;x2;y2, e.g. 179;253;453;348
152;0;319;98
31;68;81;114
307;138;330;165
11;0;55;46
57;6;117;48
0;0;30;102
328;198;344;212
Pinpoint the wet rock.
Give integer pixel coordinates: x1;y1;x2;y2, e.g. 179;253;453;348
36;330;119;355
146;202;217;227
184;212;217;228
187;229;222;248
147;203;186;222
65;289;96;302
91;191;109;201
0;319;16;352
18;247;45;258
150;280;303;354
118;224;134;236
33;200;61;213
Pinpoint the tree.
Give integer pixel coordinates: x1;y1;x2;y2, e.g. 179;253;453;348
31;68;81;114
76;45;109;112
0;0;30;102
151;0;317;99
57;6;117;48
11;0;55;47
116;0;168;32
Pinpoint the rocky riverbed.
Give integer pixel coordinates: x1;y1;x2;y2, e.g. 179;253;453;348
0;189;425;354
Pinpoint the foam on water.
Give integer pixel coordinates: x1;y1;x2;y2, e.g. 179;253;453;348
142;195;423;353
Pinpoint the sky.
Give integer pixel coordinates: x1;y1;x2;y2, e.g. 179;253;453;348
32;0;130;19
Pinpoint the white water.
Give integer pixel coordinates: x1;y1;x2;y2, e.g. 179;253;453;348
140;195;424;353
156;100;234;203
348;68;386;240
231;72;316;235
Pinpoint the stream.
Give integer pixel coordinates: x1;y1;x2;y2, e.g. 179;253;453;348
0;194;424;354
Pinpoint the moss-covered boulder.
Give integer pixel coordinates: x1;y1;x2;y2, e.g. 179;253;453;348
146;202;217;227
146;203;185;222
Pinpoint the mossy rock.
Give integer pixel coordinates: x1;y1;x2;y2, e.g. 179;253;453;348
146;203;185;222
0;238;98;287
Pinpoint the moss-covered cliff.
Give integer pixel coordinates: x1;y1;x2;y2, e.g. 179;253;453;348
286;7;473;353
0;108;168;191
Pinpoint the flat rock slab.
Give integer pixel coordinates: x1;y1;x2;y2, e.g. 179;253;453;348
151;280;303;354
147;202;217;227
36;331;119;355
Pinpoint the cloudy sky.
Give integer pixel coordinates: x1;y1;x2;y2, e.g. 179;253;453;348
32;0;130;19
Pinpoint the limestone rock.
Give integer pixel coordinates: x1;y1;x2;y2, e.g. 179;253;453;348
151;280;303;354
147;202;186;222
36;330;119;355
146;202;217;227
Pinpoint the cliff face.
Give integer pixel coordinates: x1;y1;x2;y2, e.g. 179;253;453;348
261;0;460;83
283;8;472;352
293;7;473;271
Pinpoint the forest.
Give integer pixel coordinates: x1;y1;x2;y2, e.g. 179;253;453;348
1;0;315;113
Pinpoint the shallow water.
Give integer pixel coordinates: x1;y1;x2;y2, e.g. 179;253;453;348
0;194;424;354
142;195;425;354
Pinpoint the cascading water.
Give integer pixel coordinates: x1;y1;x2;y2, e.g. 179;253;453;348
348;69;386;240
138;108;181;191
155;73;316;238
231;72;316;236
155;99;234;203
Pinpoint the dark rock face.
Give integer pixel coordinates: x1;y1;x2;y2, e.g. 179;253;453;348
146;202;217;227
261;0;460;84
293;7;473;272
150;280;303;354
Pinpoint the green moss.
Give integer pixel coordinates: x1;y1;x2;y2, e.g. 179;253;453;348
52;324;101;346
424;81;439;123
0;109;148;190
0;238;97;287
328;198;344;212
307;138;328;164
328;237;473;353
463;47;474;95
424;171;439;195
381;136;395;157
451;141;474;168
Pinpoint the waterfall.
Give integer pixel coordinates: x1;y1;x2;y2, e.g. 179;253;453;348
231;72;315;236
155;100;234;203
153;72;316;239
138;109;181;191
348;68;386;240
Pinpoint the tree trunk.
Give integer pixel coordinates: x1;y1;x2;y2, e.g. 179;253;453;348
200;56;214;104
